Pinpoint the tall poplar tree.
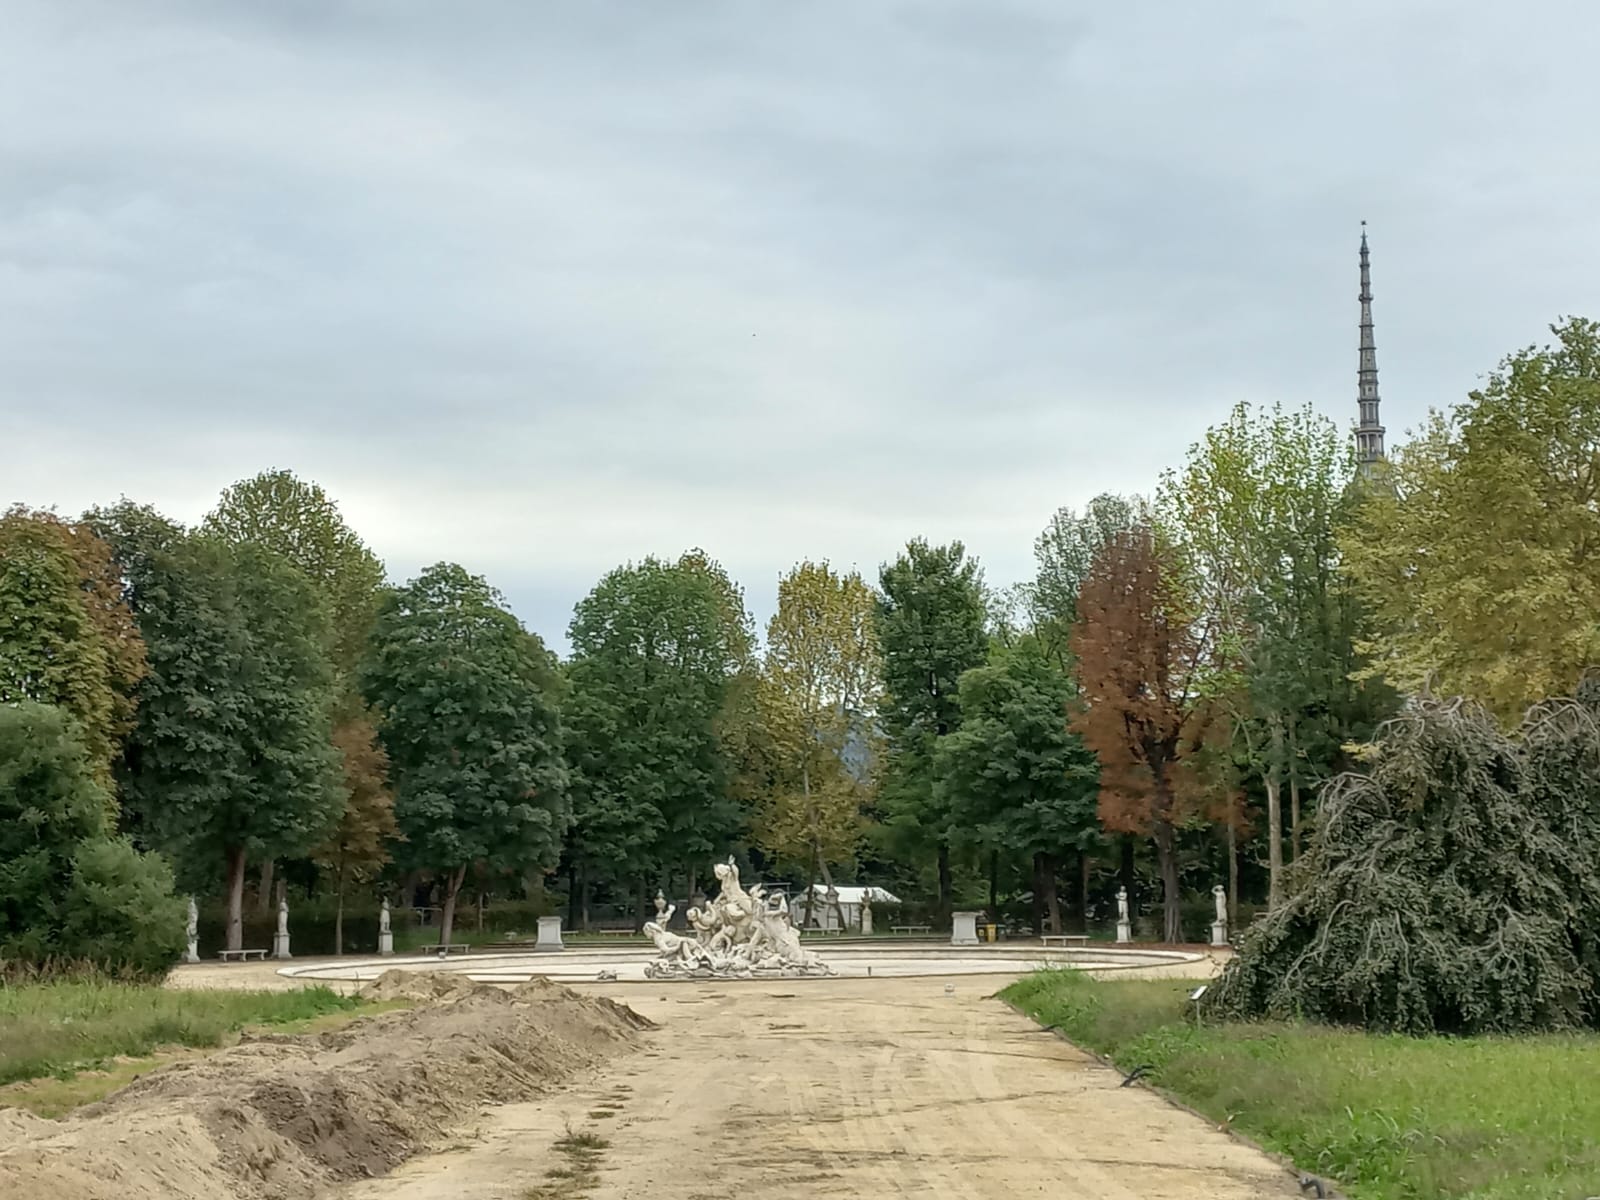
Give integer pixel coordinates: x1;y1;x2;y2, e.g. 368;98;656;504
875;539;989;926
757;561;881;919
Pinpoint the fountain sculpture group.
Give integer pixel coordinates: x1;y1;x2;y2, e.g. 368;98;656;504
642;858;831;979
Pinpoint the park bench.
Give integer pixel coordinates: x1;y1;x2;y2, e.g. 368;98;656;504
586;928;639;937
1040;934;1090;949
890;924;932;935
428;943;471;955
217;948;269;963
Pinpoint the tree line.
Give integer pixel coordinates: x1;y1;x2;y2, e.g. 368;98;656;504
4;317;1598;971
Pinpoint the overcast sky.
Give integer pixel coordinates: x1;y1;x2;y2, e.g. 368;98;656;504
5;2;1599;650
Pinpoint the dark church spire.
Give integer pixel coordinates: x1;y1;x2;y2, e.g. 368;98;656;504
1356;222;1385;473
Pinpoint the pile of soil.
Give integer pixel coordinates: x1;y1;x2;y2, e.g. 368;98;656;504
0;973;651;1200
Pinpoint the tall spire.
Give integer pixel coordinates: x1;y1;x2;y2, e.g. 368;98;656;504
1355;221;1385;473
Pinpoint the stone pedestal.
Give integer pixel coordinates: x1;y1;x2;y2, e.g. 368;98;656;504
1115;918;1132;945
378;930;394;956
951;911;981;946
860;899;873;936
535;914;565;953
1211;920;1228;947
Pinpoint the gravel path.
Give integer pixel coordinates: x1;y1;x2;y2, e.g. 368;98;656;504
337;974;1302;1200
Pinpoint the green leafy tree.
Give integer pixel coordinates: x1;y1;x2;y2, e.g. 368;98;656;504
203;471;390;908
1344;317;1600;723
1030;494;1139;665
203;470;385;681
89;503;342;951
875;539;989;925
0;508;146;789
363;562;567;947
1162;403;1373;907
563;553;748;917
756;562;882;921
935;638;1099;933
0;701;184;977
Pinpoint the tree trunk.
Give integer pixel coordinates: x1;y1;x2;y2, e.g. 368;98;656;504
1036;851;1061;935
1266;715;1285;910
1152;821;1181;943
439;865;468;947
1079;852;1091;935
1227;818;1239;926
225;845;247;952
936;842;953;930
1030;853;1044;936
257;859;274;914
804;833;821;932
566;864;579;929
635;877;648;932
333;859;346;956
1288;715;1303;863
987;850;999;919
579;866;591;932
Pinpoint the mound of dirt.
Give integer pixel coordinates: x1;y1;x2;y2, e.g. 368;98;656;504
0;973;651;1200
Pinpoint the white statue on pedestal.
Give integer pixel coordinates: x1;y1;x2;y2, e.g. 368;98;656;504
184;896;200;963
642;857;830;979
378;899;394;956
273;898;292;959
1115;886;1132;945
1210;884;1229;947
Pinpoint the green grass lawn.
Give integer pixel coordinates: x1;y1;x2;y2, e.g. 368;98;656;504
0;979;361;1090
1002;970;1600;1200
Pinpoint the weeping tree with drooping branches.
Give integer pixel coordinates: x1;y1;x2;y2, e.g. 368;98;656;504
1210;687;1600;1034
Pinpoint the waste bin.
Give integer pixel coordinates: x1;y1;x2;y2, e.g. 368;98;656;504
978;923;998;943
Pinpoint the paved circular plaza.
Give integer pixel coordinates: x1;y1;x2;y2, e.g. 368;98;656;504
277;942;1205;986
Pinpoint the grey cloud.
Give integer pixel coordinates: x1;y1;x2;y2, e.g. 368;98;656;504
5;0;1600;647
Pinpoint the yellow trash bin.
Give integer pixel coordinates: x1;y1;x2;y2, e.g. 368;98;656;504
979;923;998;943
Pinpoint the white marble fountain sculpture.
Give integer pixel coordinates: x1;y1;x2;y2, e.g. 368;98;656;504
642;858;831;979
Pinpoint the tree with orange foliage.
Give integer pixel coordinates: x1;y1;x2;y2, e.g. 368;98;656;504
1069;524;1213;943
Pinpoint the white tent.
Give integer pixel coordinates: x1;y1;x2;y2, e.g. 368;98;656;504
791;885;901;932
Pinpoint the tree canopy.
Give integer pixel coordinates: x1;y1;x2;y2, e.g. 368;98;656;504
1344;317;1600;724
363;562;567;946
89;502;342;950
875;538;989;921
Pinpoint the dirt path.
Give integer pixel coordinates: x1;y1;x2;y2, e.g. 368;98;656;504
341;975;1303;1200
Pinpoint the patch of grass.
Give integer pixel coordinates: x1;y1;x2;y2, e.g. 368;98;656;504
1002;969;1600;1200
524;1126;610;1199
0;979;362;1090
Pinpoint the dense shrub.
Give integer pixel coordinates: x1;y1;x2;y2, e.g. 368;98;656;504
1210;691;1600;1034
60;838;185;975
0;702;184;978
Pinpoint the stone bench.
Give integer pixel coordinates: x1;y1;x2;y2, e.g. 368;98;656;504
217;948;269;963
890;925;932;935
428;943;472;955
584;928;639;937
1040;934;1090;948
